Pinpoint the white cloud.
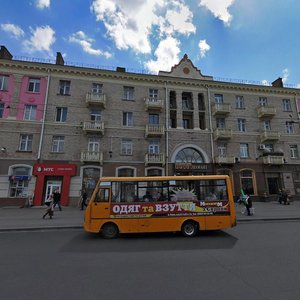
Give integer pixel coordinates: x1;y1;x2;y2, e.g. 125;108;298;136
144;36;181;74
90;0;194;54
199;0;235;25
23;25;55;53
261;80;271;86
282;68;289;83
69;31;112;58
36;0;50;9
198;39;210;57
0;23;24;38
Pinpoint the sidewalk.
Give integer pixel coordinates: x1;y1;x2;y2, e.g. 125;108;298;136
0;201;299;232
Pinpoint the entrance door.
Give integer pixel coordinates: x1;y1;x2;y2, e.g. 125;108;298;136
45;181;61;202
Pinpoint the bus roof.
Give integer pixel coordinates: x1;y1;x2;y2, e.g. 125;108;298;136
97;175;229;182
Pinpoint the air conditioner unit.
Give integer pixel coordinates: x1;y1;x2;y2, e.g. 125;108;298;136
258;144;266;150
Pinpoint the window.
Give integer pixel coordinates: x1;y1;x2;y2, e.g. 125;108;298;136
90;109;101;122
282;99;292;111
149;114;159;125
52;136;64;152
240;169;254;195
123;112;133;126
265;144;274;152
182;119;190;129
149;139;160;154
286;121;295;134
59;80;70;95
24;105;37;121
236;96;245;109
9;166;30;198
214;94;223;104
216;118;226;129
92;83;103;94
290;145;299;158
19;134;32;151
123;86;134;100
28;78;40;93
88;138;100;152
121;139;133;155
0;75;8;91
149;89;158;99
218;143;227;157
240;143;249;158
182;93;193;110
259;97;268;106
262;120;271;131
238;118;246;132
0;103;4;118
56;107;68;122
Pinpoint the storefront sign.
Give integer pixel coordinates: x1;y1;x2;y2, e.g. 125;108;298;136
175;163;208;170
33;163;76;176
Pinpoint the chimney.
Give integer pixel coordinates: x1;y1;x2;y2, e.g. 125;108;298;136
56;52;64;66
0;46;13;60
272;77;283;88
116;67;126;72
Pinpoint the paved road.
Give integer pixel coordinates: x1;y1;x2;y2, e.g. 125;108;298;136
0;200;299;232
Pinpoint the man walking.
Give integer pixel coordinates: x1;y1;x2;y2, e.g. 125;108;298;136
53;189;62;211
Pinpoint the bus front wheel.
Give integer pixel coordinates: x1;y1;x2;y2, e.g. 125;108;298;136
101;223;119;239
181;221;198;237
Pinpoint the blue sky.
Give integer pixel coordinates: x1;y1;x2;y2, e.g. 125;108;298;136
1;0;300;87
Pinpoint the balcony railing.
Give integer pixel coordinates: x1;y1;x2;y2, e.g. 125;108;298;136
145;98;164;111
85;93;106;107
214;156;236;164
212;103;231;115
260;130;280;142
82;121;105;135
80;151;103;164
213;128;232;140
145;124;165;137
256;106;276;118
263;156;284;165
145;153;165;166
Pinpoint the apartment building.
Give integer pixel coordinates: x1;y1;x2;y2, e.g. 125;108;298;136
1;45;300;206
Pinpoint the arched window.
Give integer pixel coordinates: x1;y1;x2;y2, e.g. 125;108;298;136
117;167;135;177
82;167;101;197
175;147;204;163
240;169;255;195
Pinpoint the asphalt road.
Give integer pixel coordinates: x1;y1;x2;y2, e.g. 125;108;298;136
1;221;300;300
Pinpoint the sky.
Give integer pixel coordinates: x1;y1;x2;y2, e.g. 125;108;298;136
1;0;300;87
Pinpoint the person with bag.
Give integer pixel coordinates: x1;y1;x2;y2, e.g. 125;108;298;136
43;196;54;219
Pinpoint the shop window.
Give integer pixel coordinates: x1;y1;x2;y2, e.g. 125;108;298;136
240;169;255;195
82;167;101;197
9;166;31;197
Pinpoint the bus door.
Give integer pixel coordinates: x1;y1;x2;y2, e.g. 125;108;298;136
90;187;111;220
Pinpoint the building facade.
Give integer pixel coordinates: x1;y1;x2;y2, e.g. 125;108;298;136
1;46;300;206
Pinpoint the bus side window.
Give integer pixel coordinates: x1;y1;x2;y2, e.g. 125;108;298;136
96;188;110;202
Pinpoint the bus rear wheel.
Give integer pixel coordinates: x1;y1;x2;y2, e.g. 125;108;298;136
181;221;198;237
101;223;119;239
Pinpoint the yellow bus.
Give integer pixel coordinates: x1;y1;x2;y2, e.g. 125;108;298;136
84;175;236;238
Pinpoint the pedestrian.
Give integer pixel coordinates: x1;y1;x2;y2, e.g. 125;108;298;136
281;188;290;205
278;189;283;204
43;197;54;219
80;189;88;210
53;189;62;211
244;194;253;215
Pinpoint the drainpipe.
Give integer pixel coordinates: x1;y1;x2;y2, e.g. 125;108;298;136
37;69;51;161
164;81;169;175
206;85;215;165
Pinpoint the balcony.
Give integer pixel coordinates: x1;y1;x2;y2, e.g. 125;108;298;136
260;130;280;142
145;124;165;137
212;103;231;115
145;98;164;111
213;128;232;140
145;153;165;166
82;121;105;135
85;93;106;108
256;106;276;118
263;156;284;165
214;156;236;164
80;151;103;164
